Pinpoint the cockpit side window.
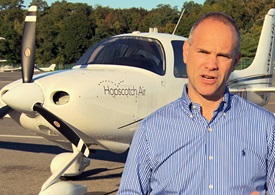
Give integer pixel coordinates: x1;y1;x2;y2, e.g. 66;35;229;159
76;36;165;75
172;41;187;78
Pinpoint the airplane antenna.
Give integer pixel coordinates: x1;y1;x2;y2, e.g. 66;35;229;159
172;7;186;35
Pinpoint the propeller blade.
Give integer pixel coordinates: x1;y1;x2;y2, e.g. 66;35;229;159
0;105;12;119
21;5;37;83
33;103;90;157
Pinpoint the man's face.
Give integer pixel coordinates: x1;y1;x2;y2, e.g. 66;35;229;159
183;19;240;102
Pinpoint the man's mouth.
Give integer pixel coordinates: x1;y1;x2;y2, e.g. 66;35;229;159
202;75;215;79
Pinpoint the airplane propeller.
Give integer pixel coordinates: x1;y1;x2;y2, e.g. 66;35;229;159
0;105;12;119
0;5;90;158
21;5;36;83
33;103;90;157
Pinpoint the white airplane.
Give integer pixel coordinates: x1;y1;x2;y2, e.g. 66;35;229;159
0;65;21;72
0;5;274;195
0;64;56;72
34;63;56;72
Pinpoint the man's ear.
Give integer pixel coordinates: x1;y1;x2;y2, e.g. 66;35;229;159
183;41;189;64
232;52;241;72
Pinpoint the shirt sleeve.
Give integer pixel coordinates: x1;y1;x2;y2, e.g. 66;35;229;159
267;122;275;194
117;123;153;194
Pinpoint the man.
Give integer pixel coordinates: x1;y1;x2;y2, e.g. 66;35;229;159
117;12;275;194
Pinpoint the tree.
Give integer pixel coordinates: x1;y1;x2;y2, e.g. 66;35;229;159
0;0;24;10
0;0;272;66
0;8;24;63
141;4;179;33
176;1;203;37
92;5;114;41
55;2;94;64
29;0;48;11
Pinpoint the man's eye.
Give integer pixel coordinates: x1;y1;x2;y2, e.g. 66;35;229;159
199;50;208;54
219;54;231;59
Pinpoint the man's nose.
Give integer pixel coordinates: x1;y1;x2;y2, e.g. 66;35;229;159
205;56;218;70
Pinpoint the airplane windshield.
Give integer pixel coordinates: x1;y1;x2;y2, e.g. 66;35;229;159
76;36;165;75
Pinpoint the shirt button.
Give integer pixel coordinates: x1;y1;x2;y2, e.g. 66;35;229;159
209;155;213;160
190;114;193;118
208;127;212;132
209;184;214;189
192;105;197;109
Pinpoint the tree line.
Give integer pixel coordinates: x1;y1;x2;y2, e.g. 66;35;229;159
0;0;274;68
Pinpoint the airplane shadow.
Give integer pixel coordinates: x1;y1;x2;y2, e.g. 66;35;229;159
66;168;123;195
86;190;118;195
0;141;127;195
0;141;66;153
0;141;128;163
63;166;124;181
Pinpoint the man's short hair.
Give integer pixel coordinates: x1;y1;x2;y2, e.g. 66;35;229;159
188;12;241;53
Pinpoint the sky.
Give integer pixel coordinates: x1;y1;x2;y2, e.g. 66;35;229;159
23;0;205;10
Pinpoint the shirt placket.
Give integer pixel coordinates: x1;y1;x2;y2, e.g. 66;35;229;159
205;123;215;193
204;107;225;194
190;103;215;192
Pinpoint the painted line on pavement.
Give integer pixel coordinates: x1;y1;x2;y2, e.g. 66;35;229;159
0;134;42;139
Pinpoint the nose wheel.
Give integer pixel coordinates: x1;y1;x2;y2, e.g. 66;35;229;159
39;145;90;195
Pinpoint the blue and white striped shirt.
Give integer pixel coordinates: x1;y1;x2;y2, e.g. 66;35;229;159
118;86;275;195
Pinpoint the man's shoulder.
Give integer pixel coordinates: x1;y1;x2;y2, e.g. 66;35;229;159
143;98;182;122
231;94;275;118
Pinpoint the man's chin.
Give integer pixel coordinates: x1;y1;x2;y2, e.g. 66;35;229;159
201;90;224;102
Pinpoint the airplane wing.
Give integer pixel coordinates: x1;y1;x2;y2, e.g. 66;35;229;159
230;87;275;93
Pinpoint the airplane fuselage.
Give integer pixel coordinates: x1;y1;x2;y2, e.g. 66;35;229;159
2;13;275;153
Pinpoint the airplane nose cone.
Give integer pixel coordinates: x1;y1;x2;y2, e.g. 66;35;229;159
2;83;44;114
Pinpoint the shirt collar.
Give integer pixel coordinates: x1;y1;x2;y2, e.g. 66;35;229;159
181;84;232;113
